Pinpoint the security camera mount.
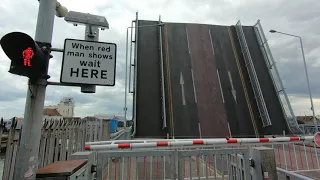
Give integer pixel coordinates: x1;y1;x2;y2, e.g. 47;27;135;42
64;11;109;30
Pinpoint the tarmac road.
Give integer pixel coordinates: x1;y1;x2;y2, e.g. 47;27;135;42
242;26;288;135
135;20;289;138
210;25;258;137
186;24;229;138
163;23;200;138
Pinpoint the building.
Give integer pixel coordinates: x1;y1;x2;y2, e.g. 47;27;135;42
44;97;75;118
57;97;75;117
43;108;61;116
296;116;320;125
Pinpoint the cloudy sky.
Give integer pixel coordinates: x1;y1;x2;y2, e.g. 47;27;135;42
0;0;319;119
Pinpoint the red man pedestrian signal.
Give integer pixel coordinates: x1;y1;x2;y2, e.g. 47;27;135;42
22;47;34;66
0;32;50;78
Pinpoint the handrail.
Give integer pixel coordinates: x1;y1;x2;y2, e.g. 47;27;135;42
253;20;302;134
235;20;272;127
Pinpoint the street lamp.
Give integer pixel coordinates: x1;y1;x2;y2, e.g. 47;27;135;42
270;29;318;130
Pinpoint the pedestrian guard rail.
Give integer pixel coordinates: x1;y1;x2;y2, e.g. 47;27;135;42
84;135;319;180
253;20;303;134
299;124;320;135
235;20;272;127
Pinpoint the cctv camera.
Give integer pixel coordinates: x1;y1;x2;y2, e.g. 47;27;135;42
64;11;109;29
56;2;68;18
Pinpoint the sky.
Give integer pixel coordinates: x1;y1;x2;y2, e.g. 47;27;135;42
0;0;319;119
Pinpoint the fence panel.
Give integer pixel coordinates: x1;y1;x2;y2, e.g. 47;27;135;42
96;150;177;180
178;148;250;180
2;117;87;180
95;147;250;180
2;118;20;180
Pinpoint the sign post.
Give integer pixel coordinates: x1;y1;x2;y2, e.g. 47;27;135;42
60;39;116;86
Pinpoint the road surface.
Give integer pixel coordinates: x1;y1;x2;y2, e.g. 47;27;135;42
135;20;289;138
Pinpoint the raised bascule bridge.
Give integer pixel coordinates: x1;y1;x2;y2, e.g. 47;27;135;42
3;11;319;179
128;14;302;139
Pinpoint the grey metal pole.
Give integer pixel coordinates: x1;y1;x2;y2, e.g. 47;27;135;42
275;31;318;131
131;12;138;137
14;0;57;179
124;28;128;121
158;15;168;138
80;25;98;93
299;37;318;129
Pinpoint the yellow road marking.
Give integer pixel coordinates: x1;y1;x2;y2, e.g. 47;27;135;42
164;25;175;137
227;27;259;137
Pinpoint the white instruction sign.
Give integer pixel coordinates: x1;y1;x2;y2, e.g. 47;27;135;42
60;39;117;86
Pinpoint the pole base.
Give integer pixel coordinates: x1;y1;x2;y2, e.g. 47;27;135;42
81;85;96;93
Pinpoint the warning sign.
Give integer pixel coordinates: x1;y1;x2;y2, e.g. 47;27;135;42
60;39;116;86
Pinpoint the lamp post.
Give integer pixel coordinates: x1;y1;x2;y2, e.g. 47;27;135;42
270;29;318;131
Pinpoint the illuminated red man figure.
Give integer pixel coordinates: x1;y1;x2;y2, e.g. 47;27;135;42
22;47;34;66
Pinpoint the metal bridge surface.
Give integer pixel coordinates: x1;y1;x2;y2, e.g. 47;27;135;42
130;15;296;138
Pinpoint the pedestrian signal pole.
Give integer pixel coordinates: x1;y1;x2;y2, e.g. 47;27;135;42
14;0;57;179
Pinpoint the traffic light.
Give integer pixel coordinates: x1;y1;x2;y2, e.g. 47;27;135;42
0;32;50;79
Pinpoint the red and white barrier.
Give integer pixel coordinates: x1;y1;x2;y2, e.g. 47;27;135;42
84;136;314;150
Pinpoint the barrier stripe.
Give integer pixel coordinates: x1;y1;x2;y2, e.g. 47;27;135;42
227;139;237;143
157;142;169;146
193;140;204;144
85;136;314;150
118;143;130;148
290;137;300;141
259;138;269;142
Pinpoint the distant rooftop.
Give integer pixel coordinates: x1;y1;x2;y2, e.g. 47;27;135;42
296;116;319;122
43;108;62;116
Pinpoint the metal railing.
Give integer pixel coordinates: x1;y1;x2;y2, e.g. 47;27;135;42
111;127;132;140
235;20;272;127
253;20;303;134
95;148;250;180
86;135;319;179
124;12;138;137
84;116;114;142
299;124;320;135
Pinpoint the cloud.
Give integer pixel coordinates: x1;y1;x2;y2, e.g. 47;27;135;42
0;0;319;120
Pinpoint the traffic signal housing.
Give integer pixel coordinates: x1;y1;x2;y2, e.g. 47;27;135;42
0;32;50;79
